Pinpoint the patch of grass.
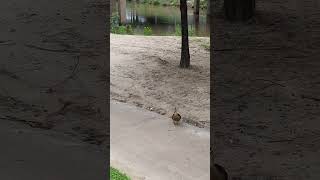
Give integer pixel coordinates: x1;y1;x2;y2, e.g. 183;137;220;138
175;24;196;37
110;167;130;180
189;26;195;37
175;24;181;36
112;25;133;34
140;0;180;6
117;26;128;34
110;12;133;35
143;26;153;35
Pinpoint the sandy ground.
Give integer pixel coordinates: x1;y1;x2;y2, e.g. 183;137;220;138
0;0;108;169
111;34;210;128
213;0;320;179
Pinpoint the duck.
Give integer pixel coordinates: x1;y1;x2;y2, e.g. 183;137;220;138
171;107;181;125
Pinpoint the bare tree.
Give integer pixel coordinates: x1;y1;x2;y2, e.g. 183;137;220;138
180;0;190;68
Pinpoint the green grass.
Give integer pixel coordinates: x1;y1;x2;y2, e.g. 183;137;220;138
140;0;179;6
110;167;130;180
175;24;196;37
110;13;134;35
143;26;153;35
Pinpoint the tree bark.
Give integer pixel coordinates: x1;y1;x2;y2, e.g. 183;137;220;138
118;0;126;25
207;0;211;15
194;14;200;35
209;0;214;73
194;0;200;15
180;0;190;68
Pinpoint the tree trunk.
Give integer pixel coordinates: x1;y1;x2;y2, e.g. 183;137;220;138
194;0;200;15
180;0;190;68
194;14;200;35
209;0;214;69
207;0;211;15
118;0;126;25
224;0;255;21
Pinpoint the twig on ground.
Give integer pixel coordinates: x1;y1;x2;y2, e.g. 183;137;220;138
267;136;304;143
0;115;52;129
0;67;20;79
0;40;16;46
24;44;79;53
267;139;294;143
301;95;320;102
46;56;80;93
225;78;286;102
228;84;275;101
46;98;74;118
253;78;286;87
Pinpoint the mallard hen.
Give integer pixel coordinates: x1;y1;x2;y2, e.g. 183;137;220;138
171;107;181;125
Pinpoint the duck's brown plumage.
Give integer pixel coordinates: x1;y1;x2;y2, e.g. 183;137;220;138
171;107;181;125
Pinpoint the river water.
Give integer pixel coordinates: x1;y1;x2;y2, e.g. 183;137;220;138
111;0;210;37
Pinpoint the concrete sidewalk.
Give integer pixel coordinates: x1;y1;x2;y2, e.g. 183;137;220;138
110;101;210;180
0;120;107;180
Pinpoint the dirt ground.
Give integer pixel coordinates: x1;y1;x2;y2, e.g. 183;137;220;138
0;0;108;150
213;0;320;179
111;34;210;128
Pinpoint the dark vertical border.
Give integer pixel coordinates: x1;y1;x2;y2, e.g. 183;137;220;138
106;0;111;177
209;0;214;177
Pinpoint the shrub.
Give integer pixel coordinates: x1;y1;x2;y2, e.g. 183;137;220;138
126;25;133;34
117;26;127;34
170;0;179;6
110;12;134;35
111;13;120;33
153;0;160;5
141;0;148;4
200;0;207;9
143;26;153;35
